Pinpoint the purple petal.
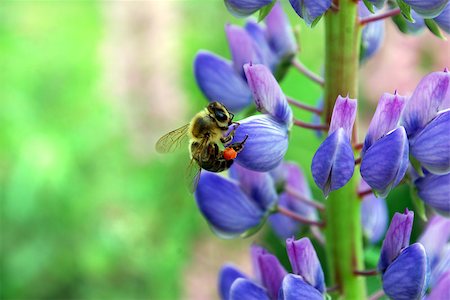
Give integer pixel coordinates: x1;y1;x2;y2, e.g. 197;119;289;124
232;115;289;172
402;70;450;138
195;171;264;237
363;92;407;154
229;163;277;211
366;0;385;9
218;264;248;300
360;127;409;198
250;245;268;284
244;63;293;126
289;0;332;26
418;215;450;271
229;278;270;300
434;3;450;33
257;252;287;299
410;110;450;175
245;21;278;70
429;248;450;288
311;128;355;196
286;237;325;293
427;271;450;300
404;0;449;18
269;195;302;239
361;194;388;244
378;209;414;273
278;274;324;300
382;243;429;300
329;95;357;140
405;10;426;33
265;2;297;60
284;163;313;198
226;24;262;76
415;172;450;214
194;51;252;112
224;0;273;18
359;2;385;62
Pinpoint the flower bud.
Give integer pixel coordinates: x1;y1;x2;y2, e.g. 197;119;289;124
229;278;270;300
289;0;332;26
224;0;273;18
415;171;450;214
378;209;414;273
218;264;248;300
286;237;325;293
403;0;448;18
382;243;429;300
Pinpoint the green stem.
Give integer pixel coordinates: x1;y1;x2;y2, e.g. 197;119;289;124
323;1;366;299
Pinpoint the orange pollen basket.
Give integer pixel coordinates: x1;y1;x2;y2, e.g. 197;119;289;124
223;148;238;160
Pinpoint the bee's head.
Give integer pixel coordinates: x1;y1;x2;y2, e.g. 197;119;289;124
207;101;233;128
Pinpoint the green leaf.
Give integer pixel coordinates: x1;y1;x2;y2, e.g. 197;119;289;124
425;19;447;40
258;0;276;22
396;0;415;23
391;14;410;33
362;0;375;14
311;15;323;28
410;184;428;221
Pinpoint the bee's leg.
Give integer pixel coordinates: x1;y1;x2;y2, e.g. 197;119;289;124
227;134;249;153
220;122;241;145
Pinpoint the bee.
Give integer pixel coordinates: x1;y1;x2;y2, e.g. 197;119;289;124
155;101;249;189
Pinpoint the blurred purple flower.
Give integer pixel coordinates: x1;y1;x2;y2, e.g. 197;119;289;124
414;171;450;214
268;162;318;239
218;244;286;300
278;274;324;300
403;0;449;18
311;96;357;196
289;0;332;26
361;92;409;197
359;2;385;62
427;271;450;300
195;3;297;112
224;0;273;18
433;3;450;33
359;180;388;243
286;237;325;293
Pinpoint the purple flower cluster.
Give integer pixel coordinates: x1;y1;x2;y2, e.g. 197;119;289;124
194;2;296;112
218;238;325;300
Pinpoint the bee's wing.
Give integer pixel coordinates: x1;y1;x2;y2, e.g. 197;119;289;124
155;124;190;153
185;137;209;193
186;159;202;193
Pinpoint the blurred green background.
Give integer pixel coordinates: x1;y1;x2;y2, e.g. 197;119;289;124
1;1;448;299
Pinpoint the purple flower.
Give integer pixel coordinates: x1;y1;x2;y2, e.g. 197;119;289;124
219;245;286;300
403;0;449;18
243;63;293;127
418;215;450;280
361;93;409;197
195;3;297;113
402;70;450;139
359;2;385;62
359;179;388;243
286;237;325;293
433;3;450;33
224;0;273;18
415;171;450;214
194;166;277;238
409;110;450;175
229;278;270;300
268;163;318;239
382;243;429;300
378;209;414;273
289;0;332;26
219;264;248;300
427;271;450;300
379;210;430;300
278;274;324;300
311;96;357;196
